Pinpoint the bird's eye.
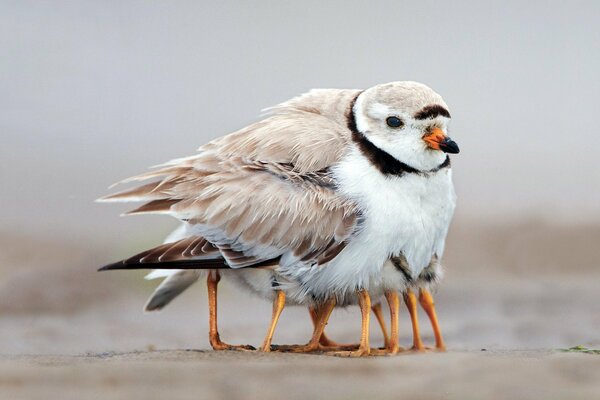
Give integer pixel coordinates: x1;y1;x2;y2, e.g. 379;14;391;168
386;116;403;128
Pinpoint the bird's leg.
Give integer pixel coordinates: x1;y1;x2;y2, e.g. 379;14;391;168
404;289;426;351
276;297;337;353
419;288;446;351
371;302;391;350
261;289;286;352
369;291;403;356
207;271;255;351
310;307;334;346
329;289;372;357
384;291;402;354
309;307;357;351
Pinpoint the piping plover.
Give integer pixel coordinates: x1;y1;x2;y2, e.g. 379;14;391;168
99;81;458;356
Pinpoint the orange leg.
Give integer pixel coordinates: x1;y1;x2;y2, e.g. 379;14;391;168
419;288;446;351
384;291;402;354
371;302;391;350
261;290;286;352
404;289;426;351
309;307;357;350
329;290;371;357
276;297;337;353
207;271;255;351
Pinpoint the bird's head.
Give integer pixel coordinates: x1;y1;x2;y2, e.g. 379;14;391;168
352;81;459;171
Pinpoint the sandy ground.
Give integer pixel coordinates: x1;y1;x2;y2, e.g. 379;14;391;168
1;220;600;399
3;350;600;400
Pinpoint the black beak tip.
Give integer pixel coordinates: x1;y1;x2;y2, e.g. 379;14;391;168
440;139;460;154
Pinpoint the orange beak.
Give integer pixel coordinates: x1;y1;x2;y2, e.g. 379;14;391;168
423;127;460;154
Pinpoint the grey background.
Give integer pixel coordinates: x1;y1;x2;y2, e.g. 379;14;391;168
2;7;600;395
1;0;599;248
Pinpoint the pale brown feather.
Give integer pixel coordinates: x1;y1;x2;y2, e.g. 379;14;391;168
126;199;182;215
123;236;221;265
102;89;363;267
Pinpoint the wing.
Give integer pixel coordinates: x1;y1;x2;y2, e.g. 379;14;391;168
99;89;361;269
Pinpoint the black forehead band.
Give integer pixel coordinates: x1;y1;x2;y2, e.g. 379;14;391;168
414;104;451;120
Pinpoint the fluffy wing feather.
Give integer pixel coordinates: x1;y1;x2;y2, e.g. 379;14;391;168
99;89;361;269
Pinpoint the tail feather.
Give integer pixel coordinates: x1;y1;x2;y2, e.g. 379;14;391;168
144;270;202;311
145;269;177;280
98;232;281;272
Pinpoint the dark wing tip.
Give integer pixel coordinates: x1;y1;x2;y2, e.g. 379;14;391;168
97;258;232;271
98;261;127;271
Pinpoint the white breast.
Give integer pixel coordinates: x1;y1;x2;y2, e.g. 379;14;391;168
279;148;456;303
340;147;455;271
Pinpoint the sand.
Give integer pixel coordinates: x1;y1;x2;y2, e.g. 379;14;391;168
3;350;600;400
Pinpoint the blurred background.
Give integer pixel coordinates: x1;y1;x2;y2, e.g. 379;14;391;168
1;0;599;356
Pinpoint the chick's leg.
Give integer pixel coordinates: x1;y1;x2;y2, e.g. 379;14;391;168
369;291;403;356
329;289;372;357
310;307;357;351
404;289;426;351
385;291;402;354
419;288;446;351
276;297;337;353
261;289;286;352
207;271;255;351
371;302;391;349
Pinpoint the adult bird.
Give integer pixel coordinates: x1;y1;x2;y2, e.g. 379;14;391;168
99;81;458;356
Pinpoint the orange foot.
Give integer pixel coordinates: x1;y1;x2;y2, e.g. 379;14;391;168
211;341;255;351
371;344;406;356
318;336;359;351
410;344;446;353
270;341;359;353
328;346;371;357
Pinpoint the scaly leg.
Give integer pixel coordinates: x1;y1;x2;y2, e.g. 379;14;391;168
329;290;371;357
309;307;357;350
371;302;391;350
384;291;402;354
419;288;446;351
261;290;286;352
207;271;255;351
404;289;426;351
277;297;337;353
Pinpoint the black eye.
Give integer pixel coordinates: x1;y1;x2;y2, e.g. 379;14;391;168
386;116;403;128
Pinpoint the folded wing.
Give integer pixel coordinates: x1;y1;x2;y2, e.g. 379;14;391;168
99;89;361;270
